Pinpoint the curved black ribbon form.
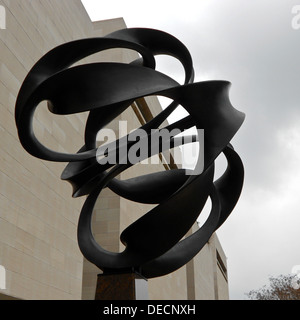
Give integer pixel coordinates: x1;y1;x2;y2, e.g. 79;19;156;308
15;28;245;278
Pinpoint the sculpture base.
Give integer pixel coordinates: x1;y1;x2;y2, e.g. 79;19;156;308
95;272;148;300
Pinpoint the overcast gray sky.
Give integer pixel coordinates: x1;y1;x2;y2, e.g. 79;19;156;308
82;0;300;299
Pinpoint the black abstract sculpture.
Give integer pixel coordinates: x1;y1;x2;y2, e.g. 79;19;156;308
15;28;245;279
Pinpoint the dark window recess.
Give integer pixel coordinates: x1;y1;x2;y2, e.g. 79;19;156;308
216;250;228;281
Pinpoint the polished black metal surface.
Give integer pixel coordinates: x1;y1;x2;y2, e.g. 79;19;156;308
15;28;245;279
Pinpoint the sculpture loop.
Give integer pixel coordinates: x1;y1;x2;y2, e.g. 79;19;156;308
15;28;245;278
